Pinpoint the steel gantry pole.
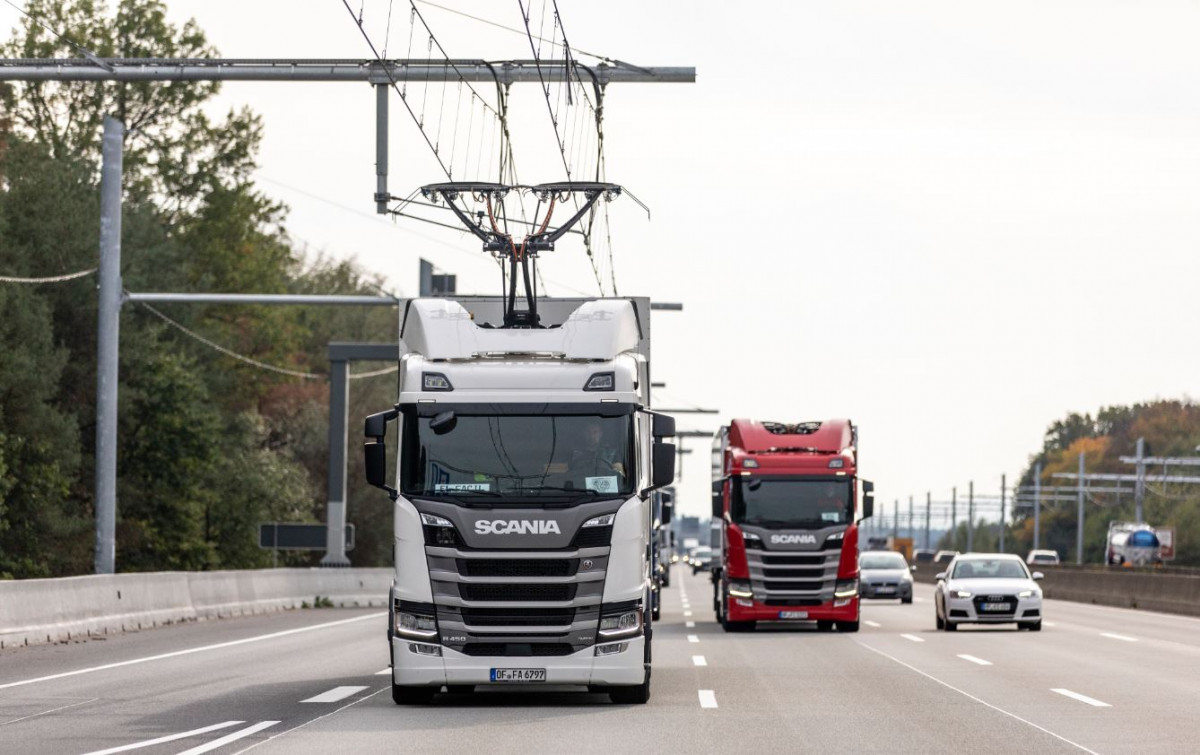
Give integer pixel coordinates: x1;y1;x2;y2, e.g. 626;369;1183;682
94;116;124;575
1134;437;1146;523
908;495;914;543
893;500;899;539
967;481;974;552
1076;452;1086;564
1034;461;1042;551
1000;473;1007;553
950;486;957;551
925;492;931;550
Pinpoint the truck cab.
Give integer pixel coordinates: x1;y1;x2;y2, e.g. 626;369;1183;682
710;419;873;632
365;297;675;704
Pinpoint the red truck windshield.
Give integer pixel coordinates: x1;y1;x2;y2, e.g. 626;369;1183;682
732;477;852;528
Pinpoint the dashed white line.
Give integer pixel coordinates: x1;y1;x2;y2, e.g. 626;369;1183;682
913;596;926;603
864;620;881;628
856;641;1099;754
698;689;718;709
687;634;700;643
301;686;368;704
685;621;695;628
374;668;391;676
83;722;245;755
0;613;385;691
177;721;280;755
692;655;707;667
1;697;98;727
684;610;693;617
1051;688;1111;708
958;654;993;666
1043;621;1058;627
900;633;925;643
1100;632;1137;643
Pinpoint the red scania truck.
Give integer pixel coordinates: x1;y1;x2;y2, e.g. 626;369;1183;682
710;419;874;632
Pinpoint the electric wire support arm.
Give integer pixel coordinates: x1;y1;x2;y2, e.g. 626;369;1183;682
420;181;643;328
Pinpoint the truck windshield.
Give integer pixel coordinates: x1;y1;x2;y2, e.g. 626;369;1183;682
732;477;852;528
401;412;634;500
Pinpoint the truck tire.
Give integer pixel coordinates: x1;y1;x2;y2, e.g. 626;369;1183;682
392;685;436;705
608;670;651;704
836;620;859;633
652;603;661;621
662;572;670;588
718;583;756;632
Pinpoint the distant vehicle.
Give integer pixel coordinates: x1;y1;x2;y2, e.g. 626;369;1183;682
913;549;936;565
1025;549;1060;566
934;553;1043;631
932;550;959;565
690;546;713;574
859;550;914;603
1107;521;1163;567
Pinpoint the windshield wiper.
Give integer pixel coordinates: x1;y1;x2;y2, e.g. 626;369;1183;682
424;489;502;497
502;486;606;496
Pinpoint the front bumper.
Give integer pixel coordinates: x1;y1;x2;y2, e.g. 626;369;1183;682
726;595;858;623
944;595;1042;624
860;581;913;600
390;636;647;687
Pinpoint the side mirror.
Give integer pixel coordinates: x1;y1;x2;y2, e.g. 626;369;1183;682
662;500;673;526
861;479;875;519
910;564;917;572
935;572;946;581
651;442;676;488
1032;571;1044;581
651;412;676;439
364;408;399;500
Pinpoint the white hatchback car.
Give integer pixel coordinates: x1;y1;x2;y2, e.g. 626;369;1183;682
934;553;1044;631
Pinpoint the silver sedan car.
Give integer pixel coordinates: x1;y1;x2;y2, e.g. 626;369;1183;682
859;550;914;603
934;553;1044;631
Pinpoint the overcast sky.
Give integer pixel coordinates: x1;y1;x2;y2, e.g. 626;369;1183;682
8;0;1198;522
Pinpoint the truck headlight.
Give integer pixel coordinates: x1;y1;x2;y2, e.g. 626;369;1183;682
834;579;859;599
582;514;615;528
728;580;753;599
395;611;438;640
950;590;973;599
598;610;642;639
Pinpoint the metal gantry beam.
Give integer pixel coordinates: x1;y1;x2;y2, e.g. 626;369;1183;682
0;59;697;84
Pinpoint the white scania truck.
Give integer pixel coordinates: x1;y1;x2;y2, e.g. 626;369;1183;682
365;295;675;705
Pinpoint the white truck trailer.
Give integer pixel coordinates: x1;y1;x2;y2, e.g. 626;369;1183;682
365;296;675;704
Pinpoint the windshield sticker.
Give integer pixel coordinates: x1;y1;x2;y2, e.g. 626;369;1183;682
821;512;840;522
434;483;492;492
585;476;619;494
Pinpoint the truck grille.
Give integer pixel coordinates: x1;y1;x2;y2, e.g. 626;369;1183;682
763;580;825;591
760;553;827;566
461;608;576;627
459;584;577;602
457;558;577;578
462;643;575;657
761;567;825;579
765;598;823;607
571;526;613;548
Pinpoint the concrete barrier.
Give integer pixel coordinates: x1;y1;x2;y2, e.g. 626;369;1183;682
0;568;391;649
911;562;1200;617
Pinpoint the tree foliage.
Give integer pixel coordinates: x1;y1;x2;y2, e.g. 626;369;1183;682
0;1;399;578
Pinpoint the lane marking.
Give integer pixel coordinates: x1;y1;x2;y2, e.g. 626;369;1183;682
1043;621;1058;627
1051;689;1111;708
900;633;925;643
913;596;926;603
856;641;1099;754
687;634;700;643
83;721;244;755
1100;632;1137;643
0;697;98;727
0;613;385;691
698;690;718;709
958;654;993;666
300;686;368;704
177;721;279;755
230;687;386;754
685;621;695;628
864;620;881;628
374;668;391;676
684;611;693;617
692;655;707;667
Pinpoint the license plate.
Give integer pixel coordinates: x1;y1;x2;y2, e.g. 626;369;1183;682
490;668;546;683
875;587;895;594
980;602;1011;612
778;611;808;619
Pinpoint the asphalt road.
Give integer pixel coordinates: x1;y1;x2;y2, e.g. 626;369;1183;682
3;567;1198;754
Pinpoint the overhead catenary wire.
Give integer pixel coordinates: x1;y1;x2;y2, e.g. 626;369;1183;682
136;299;396;380
0;267;97;283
